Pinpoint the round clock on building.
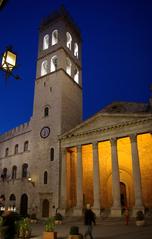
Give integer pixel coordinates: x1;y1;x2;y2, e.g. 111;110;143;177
40;127;50;138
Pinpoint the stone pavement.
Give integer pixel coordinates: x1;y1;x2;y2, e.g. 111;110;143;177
31;217;152;239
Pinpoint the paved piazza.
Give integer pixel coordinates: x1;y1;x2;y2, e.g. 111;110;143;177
31;217;152;239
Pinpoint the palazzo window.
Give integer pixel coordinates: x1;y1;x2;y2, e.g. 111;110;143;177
24;141;29;152
9;194;16;208
5;147;9;157
2;168;7;181
66;57;72;76
44;171;48;184
41;60;48;76
22;163;28;178
74;67;79;84
43;34;49;50
50;55;58;72
14;144;18;154
12;166;17;180
52;30;58;46
74;43;78;58
66;32;72;50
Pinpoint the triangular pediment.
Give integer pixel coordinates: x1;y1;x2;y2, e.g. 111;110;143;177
61;111;151;138
60;101;152;138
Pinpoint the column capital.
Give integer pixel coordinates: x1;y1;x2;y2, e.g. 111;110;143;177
110;137;117;146
130;134;137;143
92;141;98;149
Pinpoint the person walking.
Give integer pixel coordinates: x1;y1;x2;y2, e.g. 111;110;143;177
84;204;96;239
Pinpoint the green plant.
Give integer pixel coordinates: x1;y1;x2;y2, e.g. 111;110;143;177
17;218;31;238
45;217;55;232
54;213;63;221
69;226;79;235
136;211;144;221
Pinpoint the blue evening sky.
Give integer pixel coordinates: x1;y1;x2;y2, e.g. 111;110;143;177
0;0;152;134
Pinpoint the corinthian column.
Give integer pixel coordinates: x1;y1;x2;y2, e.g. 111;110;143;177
92;142;101;216
130;134;143;215
110;138;121;217
74;145;83;216
60;147;67;215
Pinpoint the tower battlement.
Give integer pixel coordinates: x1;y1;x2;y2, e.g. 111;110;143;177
0;120;31;142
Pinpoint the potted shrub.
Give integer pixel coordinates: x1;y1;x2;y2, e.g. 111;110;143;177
42;217;57;239
68;226;82;239
54;212;63;224
136;210;145;226
17;218;32;238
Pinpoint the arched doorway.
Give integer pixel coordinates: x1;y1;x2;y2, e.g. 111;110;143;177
120;182;127;207
42;199;49;217
20;194;28;216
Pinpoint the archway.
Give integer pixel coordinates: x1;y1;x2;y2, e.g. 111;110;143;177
20;194;28;216
120;182;127;207
42;199;49;217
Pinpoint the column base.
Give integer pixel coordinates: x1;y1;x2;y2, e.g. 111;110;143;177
110;207;122;217
132;206;144;217
73;207;83;216
92;207;100;217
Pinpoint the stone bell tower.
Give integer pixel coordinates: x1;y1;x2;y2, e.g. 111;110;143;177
30;7;82;217
32;6;82;135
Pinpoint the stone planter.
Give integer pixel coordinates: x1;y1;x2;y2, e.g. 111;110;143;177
136;220;145;226
68;235;82;239
42;231;57;239
55;220;62;224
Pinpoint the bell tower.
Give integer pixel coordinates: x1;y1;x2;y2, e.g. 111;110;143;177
32;6;82;135
31;7;82;215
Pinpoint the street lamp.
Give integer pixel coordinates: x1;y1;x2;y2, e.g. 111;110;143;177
0;47;20;80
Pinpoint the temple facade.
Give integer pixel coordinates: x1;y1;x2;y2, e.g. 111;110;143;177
0;7;152;218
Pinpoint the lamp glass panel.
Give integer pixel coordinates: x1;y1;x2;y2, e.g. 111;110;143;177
2;50;16;71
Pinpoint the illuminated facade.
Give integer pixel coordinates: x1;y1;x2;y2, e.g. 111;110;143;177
0;7;152;217
60;107;152;216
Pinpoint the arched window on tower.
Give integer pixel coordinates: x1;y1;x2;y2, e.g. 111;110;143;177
43;34;49;50
12;166;17;180
14;144;18;154
44;171;48;184
74;43;78;58
66;32;72;50
66;57;72;76
50;148;54;161
50;56;58;72
22;163;28;178
5;147;9;157
74;67;79;84
52;30;58;46
44;107;49;117
24;141;29;152
41;60;48;76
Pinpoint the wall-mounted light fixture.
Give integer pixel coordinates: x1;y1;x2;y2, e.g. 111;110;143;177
28;176;35;187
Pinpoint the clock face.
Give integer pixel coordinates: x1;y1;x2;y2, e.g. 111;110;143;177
40;127;50;138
